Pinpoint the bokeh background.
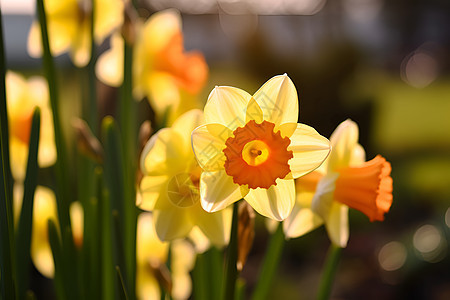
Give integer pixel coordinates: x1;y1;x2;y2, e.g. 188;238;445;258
2;0;450;299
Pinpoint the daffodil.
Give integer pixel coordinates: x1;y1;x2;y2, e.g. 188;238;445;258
6;71;56;181
137;213;196;300
191;74;331;221
283;119;393;247
96;9;208;123
28;0;123;67
13;184;83;278
139;109;231;245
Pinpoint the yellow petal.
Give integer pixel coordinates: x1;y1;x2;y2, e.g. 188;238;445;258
350;143;366;166
144;72;180;115
137;213;168;264
327;119;359;172
70;20;91;67
95;33;124;87
252;74;298;129
324;202;349;248
171;240;195;300
244;178;295;221
136;268;161;300
200;170;244;212
188;227;211;253
283;191;323;239
70;201;84;248
245;97;263;124
153;199;194;241
204;86;251;130
191;124;227;172
94;0;124;42
139;175;169;211
171;109;204;152
191;205;232;247
288;124;331;178
141;128;186;176
31;186;58;278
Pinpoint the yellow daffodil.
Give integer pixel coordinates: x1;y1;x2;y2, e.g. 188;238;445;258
191;74;331;221
13;184;83;278
96;9;208;123
6;71;56;181
28;0;123;67
137;213;196;300
284;119;393;247
139;109;231;245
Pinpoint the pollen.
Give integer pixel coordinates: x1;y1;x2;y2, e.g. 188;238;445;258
223;120;293;189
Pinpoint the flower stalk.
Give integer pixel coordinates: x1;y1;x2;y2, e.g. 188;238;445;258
316;243;342;300
223;202;240;300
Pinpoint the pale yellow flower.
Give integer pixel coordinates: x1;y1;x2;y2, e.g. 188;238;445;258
6;71;56;181
28;0;123;67
191;74;331;221
96;9;208;123
136;213;196;300
284;120;393;247
139;109;231;245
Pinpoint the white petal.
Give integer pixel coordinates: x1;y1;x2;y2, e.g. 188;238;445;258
200;170;243;212
191;124;227;172
288;124;331;178
204;86;251;130
327;119;359;171
310;173;339;221
253;74;298;128
244;178;295;221
283;191;323;239
324;202;349;248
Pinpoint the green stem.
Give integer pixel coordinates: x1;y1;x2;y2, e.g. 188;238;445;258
316;244;342;300
222;202;239;300
0;7;16;300
251;223;285;300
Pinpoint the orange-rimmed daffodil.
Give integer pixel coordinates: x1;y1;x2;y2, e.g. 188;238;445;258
96;9;208;124
283;119;393;247
138;109;231;245
6;71;56;181
137;213;196;300
191;74;331;221
28;0;124;67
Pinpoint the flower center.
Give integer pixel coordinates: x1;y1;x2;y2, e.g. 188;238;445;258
223;120;293;189
242;140;269;166
166;172;200;208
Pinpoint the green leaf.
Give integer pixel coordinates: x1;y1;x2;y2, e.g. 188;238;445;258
15;108;41;300
115;266;129;300
222;203;240;300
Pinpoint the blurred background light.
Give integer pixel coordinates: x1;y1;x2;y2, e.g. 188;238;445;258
342;0;383;22
401;47;439;88
378;241;407;271
413;225;447;263
0;0;33;14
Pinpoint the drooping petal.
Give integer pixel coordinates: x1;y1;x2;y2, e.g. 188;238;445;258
327;119;359;172
139;175;169;211
244;178;295;221
141;128;186;176
310;173;339;221
192;205;232;247
95;33;124;87
324;202;349;248
204;86;251;130
153;202;193;241
191;124;228;172
252;74;298;129
200;170;244;212
288;124;331;179
171;109;204;153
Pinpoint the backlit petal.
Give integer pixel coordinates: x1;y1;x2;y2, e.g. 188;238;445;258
288;124;331;178
139;176;168;211
95;33;123;87
245;97;263;124
153;201;193;241
191;124;227;172
192;205;232;247
171;109;204;153
253;74;298;128
324;202;349;248
311;173;339;221
200;170;243;212
327;119;359;172
141;128;186;176
283;191;323;239
244;178;295;221
204;86;251;130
